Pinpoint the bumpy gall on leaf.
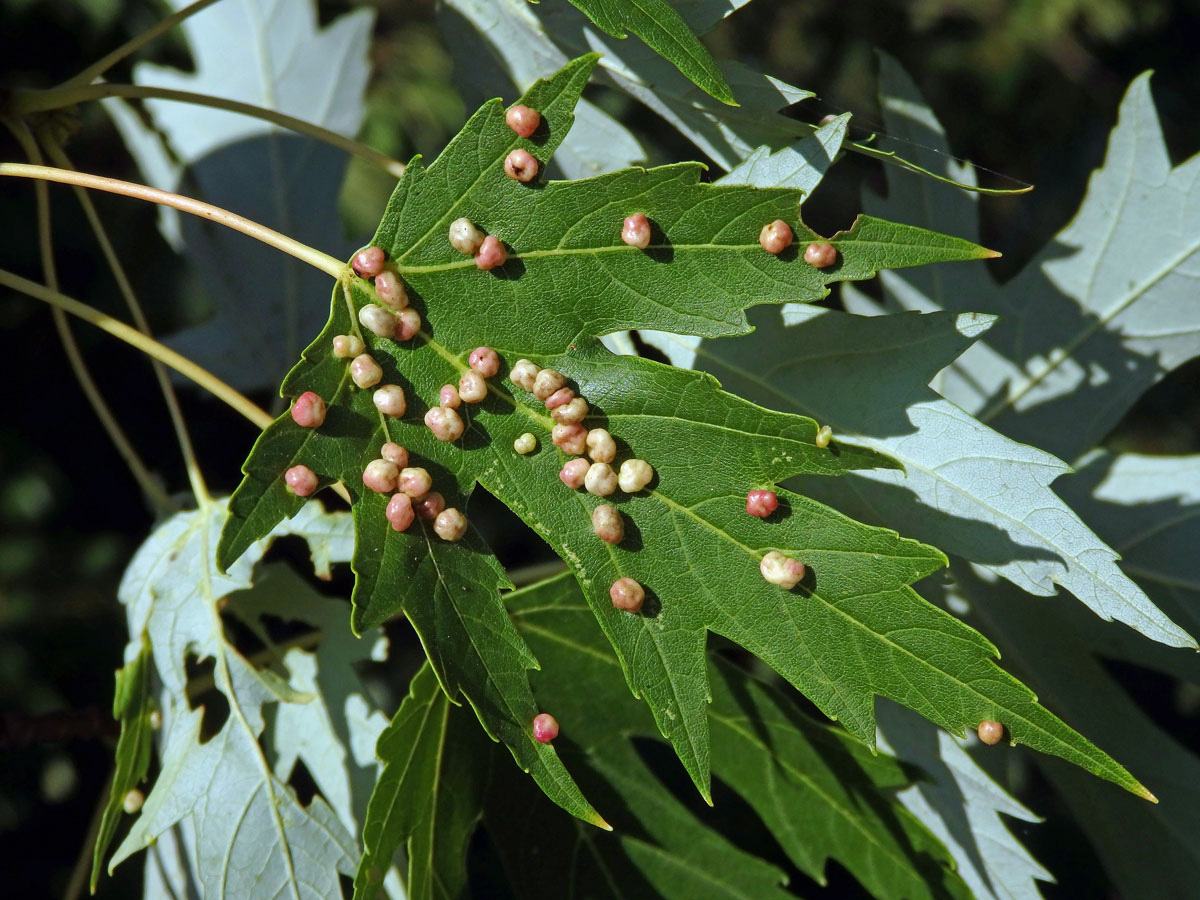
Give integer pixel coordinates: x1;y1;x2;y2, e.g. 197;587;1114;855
359;304;396;338
469;346;500;377
618;459;654;492
332;334;364;359
352;246;385;278
399;467;433;498
475;235;507;270
385;493;415;532
373;384;407;417
504;148;539;182
592;504;623;544
433;508;468;542
804;241;838;268
559;458;590;489
374;270;408;309
448;217;484;255
551;397;589;425
510;359;540;392
552;423;588;455
610;577;645;612
532;712;559;743
350;355;382;389
414;491;445;520
746;490;778;518
622;213;651;249
978;720;1005;745
505;104;540;138
362;459;399;494
759;219;793;255
290;392;326;428
760;551;805;589
425;406;464;441
284;465;319;497
459;370;488;403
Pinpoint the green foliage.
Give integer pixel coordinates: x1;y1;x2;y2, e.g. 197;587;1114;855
359;573;979;900
90;639;154;893
10;2;1195;898
560;0;735;104
104;500;382;897
211;53;1125;825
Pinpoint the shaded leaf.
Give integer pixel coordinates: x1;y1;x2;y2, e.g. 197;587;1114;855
230;564;390;839
849;56;1200;478
481;0;1013;196
538;1;814;171
721;112;851;198
652;303;1194;647
876;700;1054;900
948;565;1198;900
440;0;646;179
111;499;366;899
354;663;484;900
107;0;373;392
830;58;1198;648
1058;452;1200;645
562;0;735;103
90;638;155;892
485;572;973;900
641;307;1159;794
362;572;976;899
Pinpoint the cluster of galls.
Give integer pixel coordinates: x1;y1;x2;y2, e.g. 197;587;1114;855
756;219;840;268
285;103;849;747
508;357;656;616
283;248;497;543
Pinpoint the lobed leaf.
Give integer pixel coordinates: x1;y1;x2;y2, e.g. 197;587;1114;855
656;303;1195;648
828;57;1196;647
221;54;1146;809
353;664;481;900
448;0;1014;195
721;112;851;198
112;500;370;899
876;701;1054;900
360;572;977;899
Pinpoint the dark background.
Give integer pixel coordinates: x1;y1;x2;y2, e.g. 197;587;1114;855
2;0;1198;897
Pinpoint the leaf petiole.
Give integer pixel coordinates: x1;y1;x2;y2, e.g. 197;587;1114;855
0;163;345;279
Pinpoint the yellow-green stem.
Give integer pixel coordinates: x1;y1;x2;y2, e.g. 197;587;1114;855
41;136;211;504
0;163;345;278
0;269;354;506
4;121;174;513
0;267;273;430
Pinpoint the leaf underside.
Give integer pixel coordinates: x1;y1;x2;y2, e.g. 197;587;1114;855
219;53;1149;818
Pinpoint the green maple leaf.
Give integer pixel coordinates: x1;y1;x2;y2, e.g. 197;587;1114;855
217;53;1144;819
356;573;974;900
